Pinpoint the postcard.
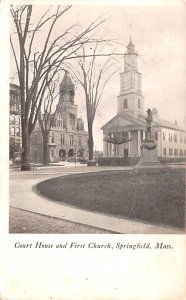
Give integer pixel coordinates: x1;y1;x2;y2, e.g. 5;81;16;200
0;0;185;299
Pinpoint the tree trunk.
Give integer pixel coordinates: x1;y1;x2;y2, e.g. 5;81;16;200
43;133;49;165
21;126;31;170
88;121;94;160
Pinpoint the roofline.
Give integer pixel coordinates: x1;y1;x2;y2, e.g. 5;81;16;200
118;92;144;98
100;115;118;130
10;83;20;90
119;70;142;75
101;113;185;132
100;113;146;130
154;124;185;132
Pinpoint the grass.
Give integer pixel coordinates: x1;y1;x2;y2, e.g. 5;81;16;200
36;168;185;229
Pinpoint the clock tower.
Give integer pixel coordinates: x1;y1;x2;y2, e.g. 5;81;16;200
58;71;78;131
118;38;144;118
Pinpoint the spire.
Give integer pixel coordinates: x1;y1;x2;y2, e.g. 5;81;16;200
59;70;75;104
61;70;74;90
126;36;136;54
129;35;134;46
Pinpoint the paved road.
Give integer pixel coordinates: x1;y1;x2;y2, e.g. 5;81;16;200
9;165;183;234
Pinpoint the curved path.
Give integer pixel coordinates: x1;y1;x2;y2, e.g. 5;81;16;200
9;165;183;234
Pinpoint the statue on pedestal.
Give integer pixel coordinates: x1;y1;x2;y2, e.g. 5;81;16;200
145;108;153;140
134;108;163;170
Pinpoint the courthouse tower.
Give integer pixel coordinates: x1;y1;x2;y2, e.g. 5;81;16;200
58;70;78;132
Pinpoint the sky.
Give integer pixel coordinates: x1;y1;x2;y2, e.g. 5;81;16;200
10;2;186;150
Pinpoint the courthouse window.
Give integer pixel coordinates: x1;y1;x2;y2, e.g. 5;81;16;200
61;134;65;144
174;149;178;156
180;149;183;156
124;98;128;109
78;136;82;145
51;133;54;143
174;134;177;143
169;148;173;156
70;135;74;145
163;148;166;156
162;132;166;141
138;99;140;109
169;133;172;142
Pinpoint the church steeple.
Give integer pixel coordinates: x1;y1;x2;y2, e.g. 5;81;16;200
118;38;144;118
124;37;138;72
126;36;136;54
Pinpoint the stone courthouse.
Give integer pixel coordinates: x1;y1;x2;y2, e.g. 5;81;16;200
9;83;22;159
30;71;88;163
101;38;186;161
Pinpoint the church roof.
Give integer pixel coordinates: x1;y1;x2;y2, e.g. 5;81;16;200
100;113;146;131
101;113;185;132
153;117;185;131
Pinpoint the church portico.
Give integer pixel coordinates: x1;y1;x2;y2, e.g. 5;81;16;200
103;127;145;158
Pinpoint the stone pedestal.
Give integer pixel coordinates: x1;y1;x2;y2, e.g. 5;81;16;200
87;160;97;166
134;139;163;171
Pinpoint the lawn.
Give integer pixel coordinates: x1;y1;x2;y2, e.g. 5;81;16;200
36;169;185;229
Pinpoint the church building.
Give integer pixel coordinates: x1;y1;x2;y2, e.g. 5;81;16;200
101;38;186;161
30;71;88;163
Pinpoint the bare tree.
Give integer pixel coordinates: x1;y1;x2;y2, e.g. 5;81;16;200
10;5;106;170
67;42;119;161
38;74;61;165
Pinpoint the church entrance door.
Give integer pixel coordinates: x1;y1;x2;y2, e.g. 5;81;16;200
124;148;128;158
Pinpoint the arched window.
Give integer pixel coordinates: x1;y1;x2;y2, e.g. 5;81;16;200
34;134;37;143
138;98;140;109
124;98;128;109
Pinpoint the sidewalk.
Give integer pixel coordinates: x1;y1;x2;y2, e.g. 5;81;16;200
9;166;183;234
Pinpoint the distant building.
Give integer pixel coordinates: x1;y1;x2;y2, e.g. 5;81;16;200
30;71;88;163
9;83;22;159
101;38;186;160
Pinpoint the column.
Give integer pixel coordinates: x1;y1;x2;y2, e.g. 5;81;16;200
103;141;106;157
128;131;131;157
117;144;120;157
143;130;145;141
138;130;141;157
113;144;117;157
109;143;112;157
